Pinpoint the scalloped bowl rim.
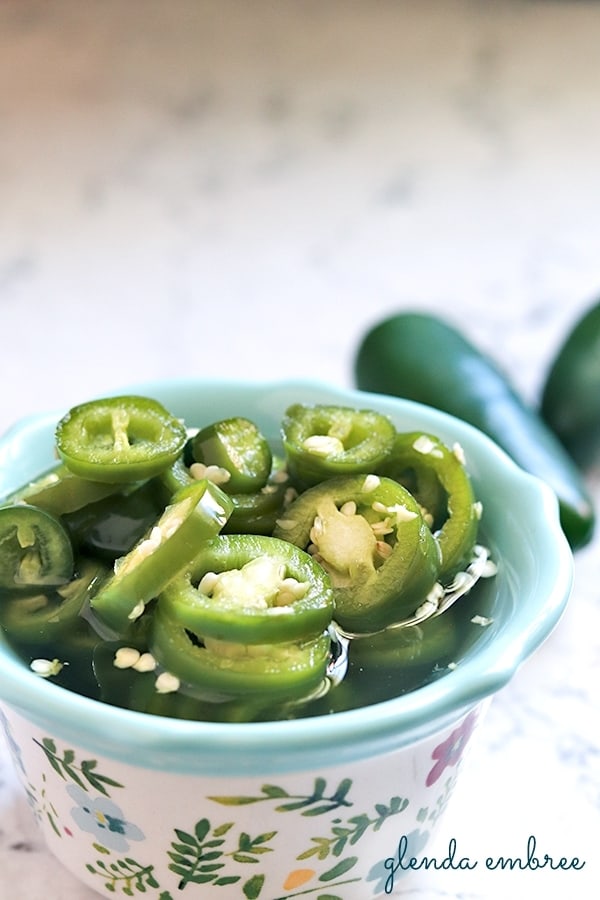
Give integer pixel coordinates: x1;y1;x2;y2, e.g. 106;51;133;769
0;378;573;774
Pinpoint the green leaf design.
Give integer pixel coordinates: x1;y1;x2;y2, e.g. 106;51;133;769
173;829;197;846
319;857;358;881
297;792;410;871
86;856;157;894
210;778;354;816
207;795;264;807
194;819;211;842
33;738;123;796
243;874;265;899
260;784;290;798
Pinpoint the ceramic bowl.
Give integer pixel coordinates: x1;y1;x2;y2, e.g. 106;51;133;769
0;379;573;899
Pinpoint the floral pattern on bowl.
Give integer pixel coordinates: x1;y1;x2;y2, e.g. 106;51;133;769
0;702;484;899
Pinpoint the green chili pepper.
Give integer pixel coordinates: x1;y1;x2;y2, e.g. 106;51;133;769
222;457;290;535
159;533;333;645
150;601;332;699
2;463;127;515
153;455;194;501
273;473;441;634
63;481;163;561
354;311;595;549
89;479;233;635
156;454;290;536
281;403;397;489
350;612;456;670
191;417;272;494
0;556;106;643
540;299;600;469
0;504;75;589
55;395;188;483
377;431;479;579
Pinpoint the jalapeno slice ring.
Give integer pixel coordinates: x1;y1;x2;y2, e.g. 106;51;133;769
160;534;334;644
191;417;272;494
3;463;128;515
378;431;480;579
0;556;106;642
281;403;397;488
89;479;233;635
273;473;441;634
55;395;188;483
151;601;332;699
0;503;75;590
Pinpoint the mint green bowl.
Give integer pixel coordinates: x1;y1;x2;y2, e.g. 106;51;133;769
0;379;573;899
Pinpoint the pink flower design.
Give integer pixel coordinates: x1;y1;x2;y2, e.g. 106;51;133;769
426;711;477;787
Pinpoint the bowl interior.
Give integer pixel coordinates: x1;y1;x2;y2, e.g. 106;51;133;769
0;378;573;774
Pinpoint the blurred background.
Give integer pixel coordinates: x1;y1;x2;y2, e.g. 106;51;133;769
1;2;599;898
2;0;600;428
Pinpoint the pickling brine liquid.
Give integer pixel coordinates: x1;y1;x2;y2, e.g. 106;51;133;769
0;570;497;723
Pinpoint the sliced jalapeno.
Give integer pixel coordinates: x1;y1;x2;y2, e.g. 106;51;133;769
191;417;272;494
2;463;127;515
378;432;480;579
160;534;333;644
281;403;397;489
0;556;106;643
89;479;233;635
63;481;163;561
157;454;290;536
223;457;290;535
55;395;188;483
273;473;441;634
0;504;74;589
151;601;331;699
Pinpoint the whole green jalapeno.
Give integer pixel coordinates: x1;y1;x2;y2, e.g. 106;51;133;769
354;311;595;549
541;298;600;469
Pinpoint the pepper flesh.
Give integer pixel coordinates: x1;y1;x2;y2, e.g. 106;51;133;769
378;431;479;579
159;533;334;644
0;504;74;590
273;473;441;634
55;395;188;483
3;463;128;515
191;417;272;494
89;479;233;635
281;403;397;489
0;556;106;643
151;601;331;699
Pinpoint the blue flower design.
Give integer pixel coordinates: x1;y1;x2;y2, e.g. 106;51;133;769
67;783;145;852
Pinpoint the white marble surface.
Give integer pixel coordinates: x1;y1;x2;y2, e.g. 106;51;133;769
1;1;600;897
